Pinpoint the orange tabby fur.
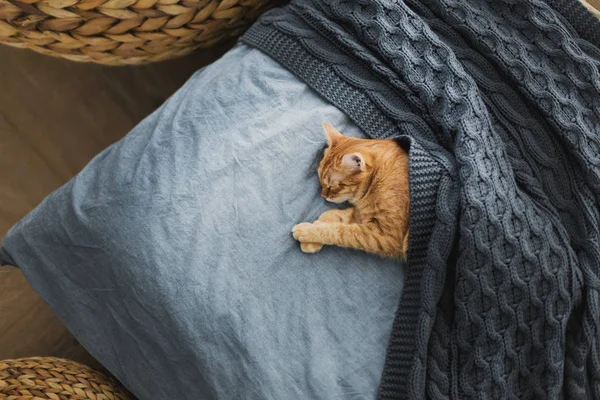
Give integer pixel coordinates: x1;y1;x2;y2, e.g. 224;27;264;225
292;123;410;259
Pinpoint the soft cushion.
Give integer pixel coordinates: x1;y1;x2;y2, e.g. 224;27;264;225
1;45;404;400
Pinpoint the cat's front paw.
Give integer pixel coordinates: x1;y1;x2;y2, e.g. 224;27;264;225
300;242;324;253
292;222;318;243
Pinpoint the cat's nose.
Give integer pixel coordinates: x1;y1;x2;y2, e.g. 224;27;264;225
321;189;327;198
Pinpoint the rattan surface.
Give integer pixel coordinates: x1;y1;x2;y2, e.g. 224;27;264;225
0;357;133;399
0;0;274;65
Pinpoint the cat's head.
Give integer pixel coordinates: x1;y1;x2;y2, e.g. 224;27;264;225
317;123;370;204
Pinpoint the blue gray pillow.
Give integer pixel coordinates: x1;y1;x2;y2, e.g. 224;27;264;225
0;45;405;400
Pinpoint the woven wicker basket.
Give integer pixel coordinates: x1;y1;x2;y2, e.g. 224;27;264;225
0;0;275;65
0;357;133;399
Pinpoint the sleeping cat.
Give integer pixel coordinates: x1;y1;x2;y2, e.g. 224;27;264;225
292;123;410;259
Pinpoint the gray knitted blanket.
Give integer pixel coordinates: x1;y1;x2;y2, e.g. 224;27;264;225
241;1;600;398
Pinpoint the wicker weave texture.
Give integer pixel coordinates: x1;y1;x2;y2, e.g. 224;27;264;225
0;357;133;399
0;0;274;65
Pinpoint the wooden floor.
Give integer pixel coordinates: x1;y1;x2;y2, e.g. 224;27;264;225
0;43;231;368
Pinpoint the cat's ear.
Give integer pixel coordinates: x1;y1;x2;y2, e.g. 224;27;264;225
323;123;343;147
342;153;364;173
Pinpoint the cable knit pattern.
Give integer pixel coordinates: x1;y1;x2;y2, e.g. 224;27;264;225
241;1;600;399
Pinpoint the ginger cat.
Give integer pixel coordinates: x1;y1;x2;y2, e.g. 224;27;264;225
292;123;410;259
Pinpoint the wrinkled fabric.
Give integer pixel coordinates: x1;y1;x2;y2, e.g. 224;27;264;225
241;1;600;399
0;45;404;400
